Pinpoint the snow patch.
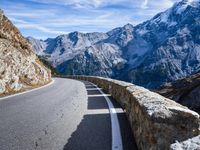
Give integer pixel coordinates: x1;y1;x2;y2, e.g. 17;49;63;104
177;27;190;35
176;0;200;14
169;21;177;27
137;28;148;35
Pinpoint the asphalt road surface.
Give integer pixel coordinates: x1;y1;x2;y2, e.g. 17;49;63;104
0;78;137;150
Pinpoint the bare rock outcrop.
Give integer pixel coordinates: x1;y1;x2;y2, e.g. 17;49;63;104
0;10;51;95
170;135;200;150
157;72;200;114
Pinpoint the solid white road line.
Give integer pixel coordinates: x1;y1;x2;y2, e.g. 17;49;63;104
0;79;55;100
86;109;110;115
88;94;111;97
86;108;124;115
89;82;123;150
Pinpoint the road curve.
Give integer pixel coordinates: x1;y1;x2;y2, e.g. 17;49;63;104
0;78;137;150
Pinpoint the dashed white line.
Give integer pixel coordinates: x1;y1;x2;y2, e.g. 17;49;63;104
85;108;124;115
88;94;111;97
86;88;103;90
86;109;110;115
89;82;123;150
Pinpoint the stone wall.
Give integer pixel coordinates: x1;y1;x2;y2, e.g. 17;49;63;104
66;75;200;150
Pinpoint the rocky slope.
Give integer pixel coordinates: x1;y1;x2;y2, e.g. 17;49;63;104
127;0;200;88
29;0;200;88
27;24;136;80
0;10;51;96
157;72;200;113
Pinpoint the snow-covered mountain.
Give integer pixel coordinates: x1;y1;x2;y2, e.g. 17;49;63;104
28;32;108;67
28;26;130;77
29;0;200;88
127;0;200;88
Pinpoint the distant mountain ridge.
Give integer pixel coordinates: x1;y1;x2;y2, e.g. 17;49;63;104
29;0;200;88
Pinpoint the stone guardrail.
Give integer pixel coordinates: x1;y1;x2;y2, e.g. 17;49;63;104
61;75;200;150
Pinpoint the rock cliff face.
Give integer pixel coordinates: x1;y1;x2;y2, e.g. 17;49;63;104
0;10;51;96
29;0;200;88
157;72;200;113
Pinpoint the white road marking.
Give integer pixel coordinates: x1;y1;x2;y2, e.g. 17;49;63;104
85;108;124;115
86;88;103;90
89;82;123;150
88;94;111;97
86;109;110;115
0;79;55;100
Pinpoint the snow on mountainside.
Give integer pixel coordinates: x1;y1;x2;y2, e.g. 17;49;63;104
29;0;200;88
27;37;47;55
56;43;126;77
28;26;129;77
28;32;108;67
127;0;200;88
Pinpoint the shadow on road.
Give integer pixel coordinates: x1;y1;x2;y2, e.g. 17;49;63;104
63;113;111;150
88;96;108;109
63;81;138;150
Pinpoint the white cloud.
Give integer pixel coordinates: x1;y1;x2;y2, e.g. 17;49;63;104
11;18;69;34
1;0;181;39
27;0;134;9
141;0;149;9
148;0;175;10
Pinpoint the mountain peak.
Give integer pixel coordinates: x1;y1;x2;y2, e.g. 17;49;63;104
69;31;82;36
123;23;133;28
182;0;200;4
171;0;200;15
178;0;199;8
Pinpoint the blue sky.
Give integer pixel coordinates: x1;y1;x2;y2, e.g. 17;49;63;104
0;0;180;39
